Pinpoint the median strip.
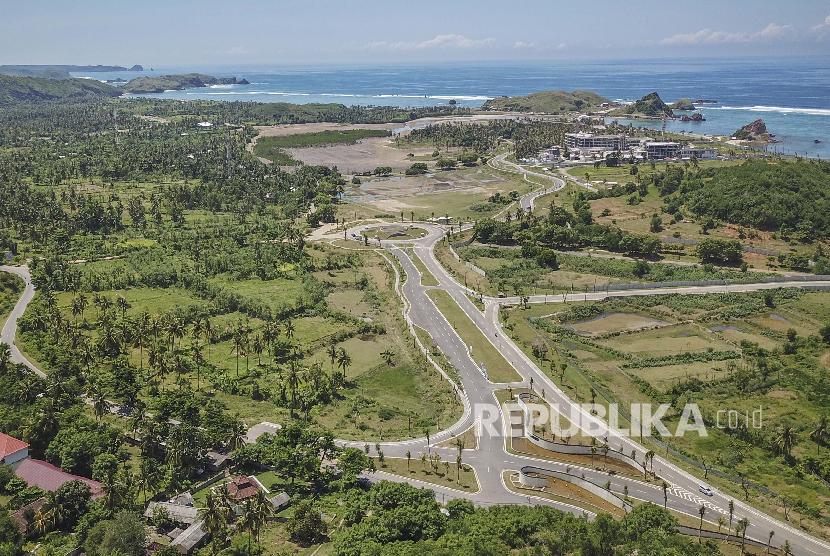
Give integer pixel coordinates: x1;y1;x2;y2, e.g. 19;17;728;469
427;289;521;383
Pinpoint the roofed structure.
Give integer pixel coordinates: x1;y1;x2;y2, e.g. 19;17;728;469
0;432;29;465
226;475;261;501
11;458;104;498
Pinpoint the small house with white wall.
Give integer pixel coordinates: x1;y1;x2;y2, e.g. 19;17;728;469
0;432;28;465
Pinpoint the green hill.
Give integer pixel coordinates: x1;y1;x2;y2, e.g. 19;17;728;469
482;90;609;114
613;92;674;118
0;75;121;104
121;73;248;94
672;159;830;237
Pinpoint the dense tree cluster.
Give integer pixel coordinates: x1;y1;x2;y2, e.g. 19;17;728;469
404;119;571;160
333;482;721;555
653;159;830;240
473;196;661;259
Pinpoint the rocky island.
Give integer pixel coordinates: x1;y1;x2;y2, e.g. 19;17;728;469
612;91;674;118
670;98;696;111
733;118;776;143
482;90;610;113
120;73;249;94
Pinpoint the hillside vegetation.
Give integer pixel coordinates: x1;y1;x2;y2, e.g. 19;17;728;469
0;75;120;104
655;159;830;238
482;90;609;113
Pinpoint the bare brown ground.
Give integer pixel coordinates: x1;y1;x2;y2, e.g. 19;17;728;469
286;137;435;173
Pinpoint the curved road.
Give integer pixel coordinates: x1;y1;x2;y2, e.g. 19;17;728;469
339;223;830;555
5;198;830;552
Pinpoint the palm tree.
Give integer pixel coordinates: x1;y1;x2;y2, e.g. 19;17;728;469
810;415;828;453
252;334;264;366
406;450;411;471
284;319;295;340
116;296;130;319
228;418;247;451
166;315;185;353
135;311;150;373
88;383;108;421
337;347;352;380
191;341;204;390
203;317;214;358
737;518;750;554
698;505;706;542
661;481;668;509
0;342;11;373
728;500;735;537
326;342;338;369
380;348;396;366
201;490;230;554
775;424;798;459
71;295;85;323
138;455;160;503
232;326;245;377
767;530;775;554
717;516;725;536
287;361;299;415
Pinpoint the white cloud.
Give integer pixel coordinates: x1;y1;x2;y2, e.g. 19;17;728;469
811;14;830;35
660;22;794;45
364;34;495;51
512;40;566;51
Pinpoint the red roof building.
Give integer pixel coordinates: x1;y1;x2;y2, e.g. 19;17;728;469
226;475;261;501
0;432;29;465
11;458;104;499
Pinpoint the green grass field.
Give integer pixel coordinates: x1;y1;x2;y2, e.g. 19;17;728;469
375;456;478;492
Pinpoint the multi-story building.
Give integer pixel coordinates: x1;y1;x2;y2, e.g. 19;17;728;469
564;132;626;151
644;141;680;160
680;146;717;160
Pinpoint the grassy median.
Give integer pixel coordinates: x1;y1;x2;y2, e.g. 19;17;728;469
427;289;521;383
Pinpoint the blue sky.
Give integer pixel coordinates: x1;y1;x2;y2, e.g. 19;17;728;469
2;0;829;66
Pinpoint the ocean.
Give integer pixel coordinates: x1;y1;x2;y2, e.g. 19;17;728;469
76;57;830;158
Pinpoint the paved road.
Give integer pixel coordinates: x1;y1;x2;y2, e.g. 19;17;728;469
338;223;830;555
0;265;43;378
5;211;830;552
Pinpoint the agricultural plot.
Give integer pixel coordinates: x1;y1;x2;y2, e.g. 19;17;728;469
505;289;830;534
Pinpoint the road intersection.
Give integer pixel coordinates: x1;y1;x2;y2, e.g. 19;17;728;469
4;166;830;552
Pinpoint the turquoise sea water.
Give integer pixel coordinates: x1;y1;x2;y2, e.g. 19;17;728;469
76;57;830;158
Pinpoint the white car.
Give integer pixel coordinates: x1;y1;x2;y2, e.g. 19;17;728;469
699;484;714;497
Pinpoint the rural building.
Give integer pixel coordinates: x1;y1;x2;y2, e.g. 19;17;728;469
170;520;207;554
0;432;28;464
11;458;104;498
144;501;200;525
227;475;261;501
1;432;104;497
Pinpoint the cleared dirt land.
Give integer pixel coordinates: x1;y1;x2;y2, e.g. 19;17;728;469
287;137;436;173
